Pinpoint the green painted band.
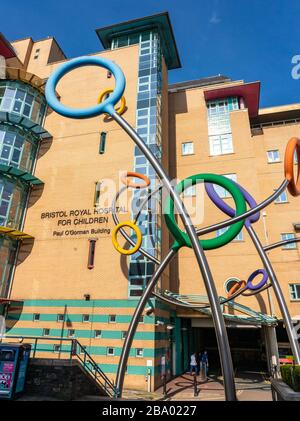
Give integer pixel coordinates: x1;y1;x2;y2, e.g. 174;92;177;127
164;173;247;250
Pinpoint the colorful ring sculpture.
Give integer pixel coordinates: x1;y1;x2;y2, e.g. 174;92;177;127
45;56;126;118
45;55;300;400
98;88;126;115
227;280;246;299
112;221;142;255
164;173;246;250
120;172;150;189
246;269;268;291
205;180;260;227
284;137;300;196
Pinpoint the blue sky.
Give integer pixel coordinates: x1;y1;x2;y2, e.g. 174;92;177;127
2;0;299;107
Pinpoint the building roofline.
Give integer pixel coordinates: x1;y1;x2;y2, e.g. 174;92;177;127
0;32;17;58
95;11;181;69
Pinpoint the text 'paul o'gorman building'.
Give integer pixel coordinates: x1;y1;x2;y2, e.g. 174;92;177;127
0;12;300;392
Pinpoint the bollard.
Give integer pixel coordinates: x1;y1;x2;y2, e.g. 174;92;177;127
162;374;167;397
193;372;198;397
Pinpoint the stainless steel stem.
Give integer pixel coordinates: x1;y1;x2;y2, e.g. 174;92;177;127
115;249;175;398
112;112;236;401
246;224;300;364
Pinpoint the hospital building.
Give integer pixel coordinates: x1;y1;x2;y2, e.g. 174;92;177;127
0;12;299;393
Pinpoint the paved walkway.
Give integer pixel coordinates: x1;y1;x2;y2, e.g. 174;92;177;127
156;371;272;401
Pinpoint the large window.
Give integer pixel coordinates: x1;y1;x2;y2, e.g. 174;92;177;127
0;237;18;298
0;176;28;229
289;284;300;300
207;97;238;156
0;125;38;173
0;81;47;126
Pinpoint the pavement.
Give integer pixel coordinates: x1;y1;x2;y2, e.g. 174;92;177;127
16;371;273;401
155;370;272;401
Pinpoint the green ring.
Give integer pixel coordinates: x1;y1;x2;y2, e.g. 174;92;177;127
164;173;247;251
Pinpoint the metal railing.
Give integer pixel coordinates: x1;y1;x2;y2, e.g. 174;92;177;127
1;335;117;397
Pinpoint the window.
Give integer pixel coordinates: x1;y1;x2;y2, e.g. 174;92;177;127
121;331;127;340
107;347;115;356
68;329;75;338
181;142;194;156
57;314;64;322
33;48;40;59
0;81;47;125
94;181;101;207
274;190;288;204
33;313;40;322
281;233;297;249
136;348;144;358
214;174;237;198
209;133;233;155
183;185;196;197
94;330;102;338
217;226;243;241
224;277;241;294
289;284;300;300
53;345;61;353
87;239;96;269
108;315;116;323
99;132;106;154
43;328;50;336
267;150;280;163
82;314;90;323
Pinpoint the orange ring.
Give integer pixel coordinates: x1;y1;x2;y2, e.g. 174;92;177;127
227;280;246;299
121;172;150;189
284;137;300;196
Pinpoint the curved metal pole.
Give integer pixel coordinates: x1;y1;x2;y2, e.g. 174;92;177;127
246;224;300;364
112;112;236;401
196;180;289;236
114;249;175;398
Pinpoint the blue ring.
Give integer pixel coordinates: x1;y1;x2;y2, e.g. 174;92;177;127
246;269;268;291
45;56;126;119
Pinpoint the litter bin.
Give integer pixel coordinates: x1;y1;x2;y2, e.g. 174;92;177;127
0;343;31;399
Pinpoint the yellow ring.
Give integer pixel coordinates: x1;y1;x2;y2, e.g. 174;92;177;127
97;89;126;115
112;221;142;255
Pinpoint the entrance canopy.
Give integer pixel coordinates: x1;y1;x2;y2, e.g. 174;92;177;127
154;290;277;327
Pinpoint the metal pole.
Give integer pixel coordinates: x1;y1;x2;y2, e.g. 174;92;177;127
112;112;236;401
115;249;175;398
246;224;300;364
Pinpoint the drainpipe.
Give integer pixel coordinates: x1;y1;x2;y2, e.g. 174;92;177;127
262;212;276;316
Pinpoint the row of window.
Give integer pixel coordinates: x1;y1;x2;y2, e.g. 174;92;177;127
33;313;145;323
0;125;38;173
51;343;144;358
41;328;130;340
181;141;297;164
0;81;47;126
0;175;28;229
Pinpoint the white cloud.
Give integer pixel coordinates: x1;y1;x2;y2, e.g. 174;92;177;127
210;12;221;24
